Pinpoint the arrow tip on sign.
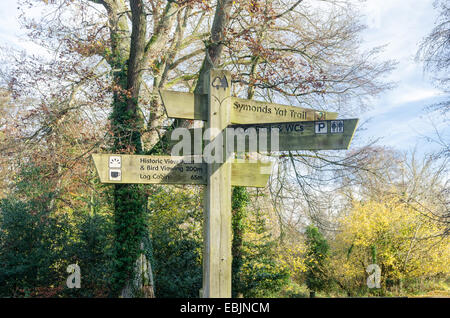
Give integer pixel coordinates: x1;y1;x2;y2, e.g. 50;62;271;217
158;89;170;118
91;154;104;182
346;118;359;150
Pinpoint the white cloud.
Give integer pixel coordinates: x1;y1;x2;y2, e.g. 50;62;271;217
359;0;438;81
393;87;444;105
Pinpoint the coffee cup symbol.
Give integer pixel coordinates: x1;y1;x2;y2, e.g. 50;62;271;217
109;169;121;181
111;171;119;178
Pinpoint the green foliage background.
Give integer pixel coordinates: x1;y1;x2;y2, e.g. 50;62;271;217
1;161;447;298
0;163;289;297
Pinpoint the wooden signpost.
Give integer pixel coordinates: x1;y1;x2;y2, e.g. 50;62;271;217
92;69;359;299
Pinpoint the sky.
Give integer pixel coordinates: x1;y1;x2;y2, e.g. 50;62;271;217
0;0;448;157
355;0;449;156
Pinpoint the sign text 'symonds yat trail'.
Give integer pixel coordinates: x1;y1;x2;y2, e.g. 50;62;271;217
159;89;338;124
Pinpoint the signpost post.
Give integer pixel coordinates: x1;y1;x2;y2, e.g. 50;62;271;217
202;69;232;298
93;68;358;299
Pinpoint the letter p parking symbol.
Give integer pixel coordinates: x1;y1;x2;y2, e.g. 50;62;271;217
315;122;327;134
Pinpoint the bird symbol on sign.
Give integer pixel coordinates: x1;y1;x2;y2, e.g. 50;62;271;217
212;76;228;90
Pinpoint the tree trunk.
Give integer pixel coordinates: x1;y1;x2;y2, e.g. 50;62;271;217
194;0;234;95
108;0;149;296
120;242;155;298
105;0;177;297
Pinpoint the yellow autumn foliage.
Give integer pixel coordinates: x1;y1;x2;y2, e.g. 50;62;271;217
277;241;307;278
332;194;449;291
